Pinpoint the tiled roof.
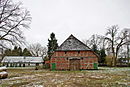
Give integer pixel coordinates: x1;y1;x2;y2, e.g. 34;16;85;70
56;34;91;51
1;56;43;63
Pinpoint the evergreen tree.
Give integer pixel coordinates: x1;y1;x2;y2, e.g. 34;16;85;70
4;49;12;56
47;32;58;59
12;46;19;56
92;44;99;55
99;48;106;64
92;44;106;64
22;48;32;56
18;47;23;56
3;46;32;57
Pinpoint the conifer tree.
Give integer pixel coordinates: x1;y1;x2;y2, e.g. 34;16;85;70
92;44;99;55
4;49;12;56
18;47;23;56
99;48;106;64
22;48;32;56
92;44;106;64
47;33;58;59
12;46;19;56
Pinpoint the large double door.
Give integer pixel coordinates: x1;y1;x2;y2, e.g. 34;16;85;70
70;59;80;70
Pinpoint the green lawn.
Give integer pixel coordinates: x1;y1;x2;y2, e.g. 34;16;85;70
0;67;130;87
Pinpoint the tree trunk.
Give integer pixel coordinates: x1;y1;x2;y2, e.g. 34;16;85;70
112;53;116;67
127;44;130;66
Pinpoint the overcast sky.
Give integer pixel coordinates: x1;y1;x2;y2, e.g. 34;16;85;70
14;0;130;47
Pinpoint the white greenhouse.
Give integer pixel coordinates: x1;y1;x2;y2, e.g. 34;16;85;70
1;56;44;67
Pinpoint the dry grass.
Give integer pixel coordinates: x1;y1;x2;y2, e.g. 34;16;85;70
0;67;130;87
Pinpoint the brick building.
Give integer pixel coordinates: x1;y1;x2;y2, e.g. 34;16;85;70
50;34;98;70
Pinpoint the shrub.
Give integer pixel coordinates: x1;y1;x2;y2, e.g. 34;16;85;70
105;54;113;67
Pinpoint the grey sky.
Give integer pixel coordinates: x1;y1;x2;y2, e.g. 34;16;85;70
15;0;130;46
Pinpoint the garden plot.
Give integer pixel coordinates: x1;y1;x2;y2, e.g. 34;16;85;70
0;67;130;87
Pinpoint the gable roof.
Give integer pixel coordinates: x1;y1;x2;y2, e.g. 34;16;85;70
1;56;44;63
56;34;91;51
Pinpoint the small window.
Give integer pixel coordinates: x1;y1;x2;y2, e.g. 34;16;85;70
65;51;67;54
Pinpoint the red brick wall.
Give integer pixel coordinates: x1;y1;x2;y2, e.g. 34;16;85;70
45;60;50;69
51;51;98;70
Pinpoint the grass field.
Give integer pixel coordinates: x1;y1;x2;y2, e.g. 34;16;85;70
0;67;130;87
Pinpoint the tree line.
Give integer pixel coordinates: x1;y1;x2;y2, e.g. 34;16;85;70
3;46;32;56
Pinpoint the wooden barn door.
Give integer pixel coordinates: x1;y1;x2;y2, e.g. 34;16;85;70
70;59;80;70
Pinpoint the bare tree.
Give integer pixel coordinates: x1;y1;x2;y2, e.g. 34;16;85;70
122;28;130;65
84;34;106;50
104;25;130;66
28;43;47;57
0;0;31;48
